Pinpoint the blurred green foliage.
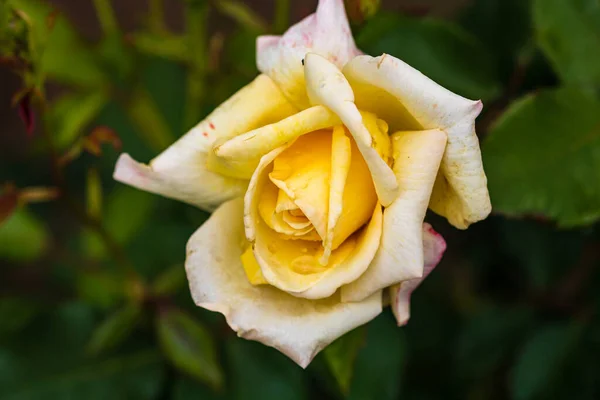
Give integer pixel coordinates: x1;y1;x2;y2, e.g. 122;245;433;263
1;0;600;399
484;87;600;226
358;13;501;101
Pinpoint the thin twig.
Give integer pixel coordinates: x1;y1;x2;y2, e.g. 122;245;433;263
38;96;142;287
92;0;119;36
148;0;166;33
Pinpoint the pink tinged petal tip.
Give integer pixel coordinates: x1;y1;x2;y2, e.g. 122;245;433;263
256;35;280;54
472;99;484;116
113;152;246;212
113;153;156;188
391;223;447;326
255;0;361;108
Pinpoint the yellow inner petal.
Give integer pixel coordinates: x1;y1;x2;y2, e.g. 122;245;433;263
258;181;320;240
241;112;389;291
241;245;268;285
361;111;391;163
253;214;359;291
212;105;341;179
321;125;352;265
329;129;378;251
268;130;332;240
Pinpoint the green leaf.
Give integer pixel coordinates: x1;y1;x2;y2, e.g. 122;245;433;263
49;91;110;150
152;264;187;296
226;337;307;400
213;0;268;33
156;309;223;390
344;0;381;23
76;270;126;309
1;350;164;400
130;32;189;62
548;318;600;399
533;0;600;87
225;29;259;78
511;322;585;400
0;302;164;400
0;0;10;40
0;207;48;262
456;306;534;380
86;167;103;220
171;377;224;400
497;219;584;290
460;0;531;78
91;0;118;37
126;87;176;152
183;0;208;129
142;57;187;135
324;326;366;394
357;14;501;101
127;218;195;279
11;0;107;87
348;313;406;400
87;303;143;356
98;34;135;82
273;0;291;33
83;186;157;259
0;298;38;338
483;87;600;227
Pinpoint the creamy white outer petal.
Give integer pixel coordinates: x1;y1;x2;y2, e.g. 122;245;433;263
185;198;383;368
343;54;491;229
304;53;398;207
113;153;244;212
390;223;446;326
256;0;361;108
341;129;447;302
113;74;296;211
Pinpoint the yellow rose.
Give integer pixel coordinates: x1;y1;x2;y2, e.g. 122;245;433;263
113;0;491;367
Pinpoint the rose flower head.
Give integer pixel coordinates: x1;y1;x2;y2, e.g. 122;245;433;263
114;0;491;368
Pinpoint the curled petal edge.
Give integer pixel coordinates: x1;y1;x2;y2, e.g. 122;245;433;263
185;198;383;368
341;129;447;302
257;0;362;108
343;54;491;228
304;53;398;207
390;223;447;326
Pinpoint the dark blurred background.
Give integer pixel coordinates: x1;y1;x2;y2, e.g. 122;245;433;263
1;0;600;399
